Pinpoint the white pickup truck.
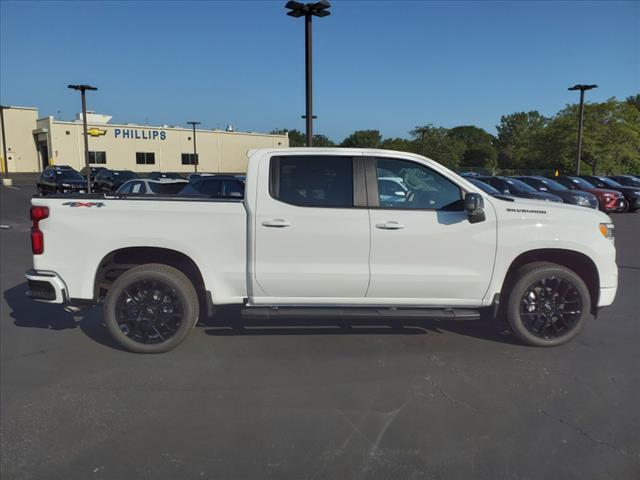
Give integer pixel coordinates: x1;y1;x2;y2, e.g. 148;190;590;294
25;148;618;353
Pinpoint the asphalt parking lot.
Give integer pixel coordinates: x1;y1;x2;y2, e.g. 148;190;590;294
1;182;639;480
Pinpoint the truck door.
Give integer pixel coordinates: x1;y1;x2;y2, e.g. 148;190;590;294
366;156;497;305
252;154;370;302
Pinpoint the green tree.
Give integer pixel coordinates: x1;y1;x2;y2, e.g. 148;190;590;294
410;125;465;170
496;111;547;170
448;125;498;171
538;99;640;174
626;94;640;111
380;137;416;152
270;128;305;147
312;134;335;147
340;129;382;148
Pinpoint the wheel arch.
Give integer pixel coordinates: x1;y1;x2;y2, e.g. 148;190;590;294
93;247;208;306
501;248;600;313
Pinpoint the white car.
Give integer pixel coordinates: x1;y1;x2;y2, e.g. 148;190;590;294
116;178;187;195
26;148;617;353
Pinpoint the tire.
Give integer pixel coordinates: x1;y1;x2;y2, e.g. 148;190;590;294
505;262;590;347
104;263;199;353
621;200;630;213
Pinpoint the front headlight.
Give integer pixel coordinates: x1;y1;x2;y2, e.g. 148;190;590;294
599;223;615;239
61;183;71;187
572;195;589;206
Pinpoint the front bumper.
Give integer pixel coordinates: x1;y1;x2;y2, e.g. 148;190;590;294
24;269;68;304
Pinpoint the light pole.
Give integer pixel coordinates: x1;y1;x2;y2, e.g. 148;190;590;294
0;105;10;178
568;84;597;175
187;121;201;173
68;84;98;192
285;0;331;147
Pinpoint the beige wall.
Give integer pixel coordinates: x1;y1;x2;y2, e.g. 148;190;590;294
46;121;289;173
0;107;40;173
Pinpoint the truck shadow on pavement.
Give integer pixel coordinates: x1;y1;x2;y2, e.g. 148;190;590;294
5;283;519;348
4;282;122;350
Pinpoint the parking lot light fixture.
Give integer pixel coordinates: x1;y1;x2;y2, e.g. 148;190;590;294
187;121;201;173
568;84;598;175
0;105;10;178
68;84;98;193
285;0;331;147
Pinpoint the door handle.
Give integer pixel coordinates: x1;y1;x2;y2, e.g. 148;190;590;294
375;221;405;230
261;219;291;228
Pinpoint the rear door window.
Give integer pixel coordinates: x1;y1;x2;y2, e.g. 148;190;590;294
270;155;354;207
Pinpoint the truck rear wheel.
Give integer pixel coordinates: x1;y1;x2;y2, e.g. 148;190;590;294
506;262;590;347
104;263;199;353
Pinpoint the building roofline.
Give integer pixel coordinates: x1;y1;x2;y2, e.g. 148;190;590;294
47;119;287;138
3;105;39;111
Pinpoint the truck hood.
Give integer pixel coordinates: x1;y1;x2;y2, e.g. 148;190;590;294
490;195;611;222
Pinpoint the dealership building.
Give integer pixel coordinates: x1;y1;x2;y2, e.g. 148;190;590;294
0;106;289;174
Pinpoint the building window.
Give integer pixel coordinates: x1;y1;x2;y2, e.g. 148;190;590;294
136;152;156;165
89;151;107;164
181;153;199;165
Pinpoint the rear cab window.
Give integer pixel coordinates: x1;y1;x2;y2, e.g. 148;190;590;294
270;155;354;207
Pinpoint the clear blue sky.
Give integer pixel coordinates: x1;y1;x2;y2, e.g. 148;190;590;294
1;0;638;141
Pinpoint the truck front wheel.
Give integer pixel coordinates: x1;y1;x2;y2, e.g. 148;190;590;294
506;262;591;347
104;263;199;353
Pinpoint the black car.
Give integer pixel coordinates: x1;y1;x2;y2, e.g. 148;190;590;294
179;176;245;198
608;175;640;188
148;171;185;180
465;177;515;201
37;166;87;195
476;176;563;202
579;175;640;212
79;166;108;182
516;176;598;209
93;169;139;192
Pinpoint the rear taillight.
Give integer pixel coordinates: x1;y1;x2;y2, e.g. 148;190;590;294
30;206;49;255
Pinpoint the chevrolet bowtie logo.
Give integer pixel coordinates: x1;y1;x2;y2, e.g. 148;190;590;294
87;128;107;137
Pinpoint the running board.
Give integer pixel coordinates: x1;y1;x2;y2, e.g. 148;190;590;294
240;306;481;321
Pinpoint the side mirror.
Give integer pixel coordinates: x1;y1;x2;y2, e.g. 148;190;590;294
464;192;486;224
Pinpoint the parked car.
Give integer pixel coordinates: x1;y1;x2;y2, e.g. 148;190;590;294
147;171;185;180
464;177;516;201
93;169;139;192
37;166;87;195
608;175;640;188
579;175;640;212
178;175;245;198
516;176;598;209
477;176;563;202
551;176;626;213
378;176;410;204
79;166;108;183
26;148;617;353
117;178;188;195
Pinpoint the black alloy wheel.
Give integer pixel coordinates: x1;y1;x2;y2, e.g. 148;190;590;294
506;262;591;347
104;264;199;353
519;277;582;339
115;279;183;344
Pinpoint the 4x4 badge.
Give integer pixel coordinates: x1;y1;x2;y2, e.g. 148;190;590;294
62;202;105;208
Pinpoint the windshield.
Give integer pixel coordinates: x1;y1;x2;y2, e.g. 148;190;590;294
55;170;84;181
617;176;640;187
505;178;537;193
148;182;187;194
570;177;596;189
469;178;500;195
595;176;623;188
538;178;568;191
114;171;137;180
